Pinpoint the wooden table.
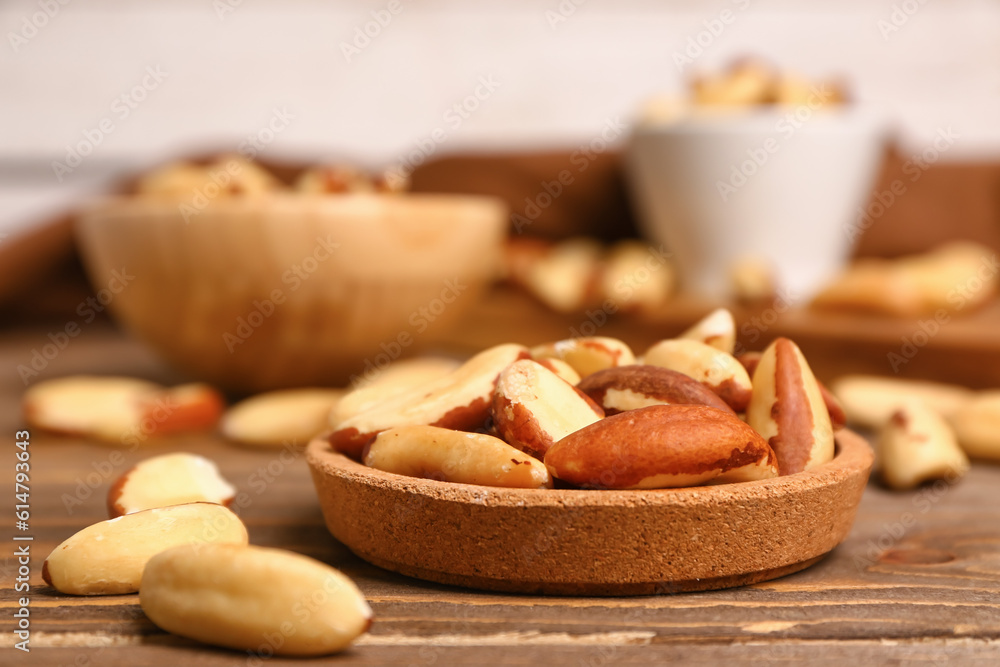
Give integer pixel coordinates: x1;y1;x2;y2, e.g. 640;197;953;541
2;324;999;666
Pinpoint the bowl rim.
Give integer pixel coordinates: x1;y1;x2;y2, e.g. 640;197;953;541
76;191;509;219
631;106;887;136
306;428;874;507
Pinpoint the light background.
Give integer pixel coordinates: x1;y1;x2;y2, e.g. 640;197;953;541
2;0;999;237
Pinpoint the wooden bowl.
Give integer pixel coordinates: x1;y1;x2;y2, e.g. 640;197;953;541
75;194;506;392
307;430;874;595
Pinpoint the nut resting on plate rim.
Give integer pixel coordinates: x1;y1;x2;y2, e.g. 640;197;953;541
364;425;552;489
328;343;529;459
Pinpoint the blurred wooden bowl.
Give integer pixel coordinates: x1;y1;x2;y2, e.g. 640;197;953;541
307;429;873;595
75;194;506;392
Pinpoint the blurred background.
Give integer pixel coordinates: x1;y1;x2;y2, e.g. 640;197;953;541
3;0;1000;390
3;0;1000;236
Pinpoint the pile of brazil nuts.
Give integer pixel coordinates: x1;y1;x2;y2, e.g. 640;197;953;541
41;452;372;657
328;308;848;490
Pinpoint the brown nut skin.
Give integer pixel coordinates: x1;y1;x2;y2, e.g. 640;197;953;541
493;359;604;460
576;365;735;416
643;339;752;412
746;338;834;476
329;344;530;460
738;351;846;429
544;404;777;489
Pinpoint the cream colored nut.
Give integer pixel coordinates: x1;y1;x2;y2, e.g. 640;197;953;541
331;357;461;427
643;339;751;411
746;338;834;475
107;453;236;518
137;156;282;197
692;59;777;107
738;352;846;429
950;391;1000;461
329;344;529;460
544;404;777;489
577;365;734;415
224;388;345;447
637;94;689;125
522;238;602;312
534;357;582;386
677;308;736;353
530;336;636;378
812;241;997;317
831;375;973;430
42;503;247;595
493;359;604;460
364;425;552;489
140;544;372;656
23;376;224;444
877;402;969;490
598;240;675;312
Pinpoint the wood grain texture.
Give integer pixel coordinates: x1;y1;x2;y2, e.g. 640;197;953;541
1;326;998;666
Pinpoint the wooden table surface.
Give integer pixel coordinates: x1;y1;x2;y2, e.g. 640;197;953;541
2;324;999;666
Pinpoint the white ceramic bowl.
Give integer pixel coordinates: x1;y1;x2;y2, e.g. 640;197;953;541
626;109;885;300
75;194;506;392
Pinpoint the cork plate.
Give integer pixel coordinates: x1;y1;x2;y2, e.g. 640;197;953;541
307;430;873;596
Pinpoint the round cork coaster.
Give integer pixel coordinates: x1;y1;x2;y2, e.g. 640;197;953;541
307;430;873;596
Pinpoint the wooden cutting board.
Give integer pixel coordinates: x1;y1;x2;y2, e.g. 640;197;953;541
434;287;1000;389
3;325;1000;665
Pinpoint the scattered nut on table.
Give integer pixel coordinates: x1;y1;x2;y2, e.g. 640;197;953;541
140;543;372;656
831;375;974;430
877;402;969;490
812;241;998;317
42;503;247;595
223;388;345;448
23;376;223;444
107;452;236;517
949;391;1000;462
